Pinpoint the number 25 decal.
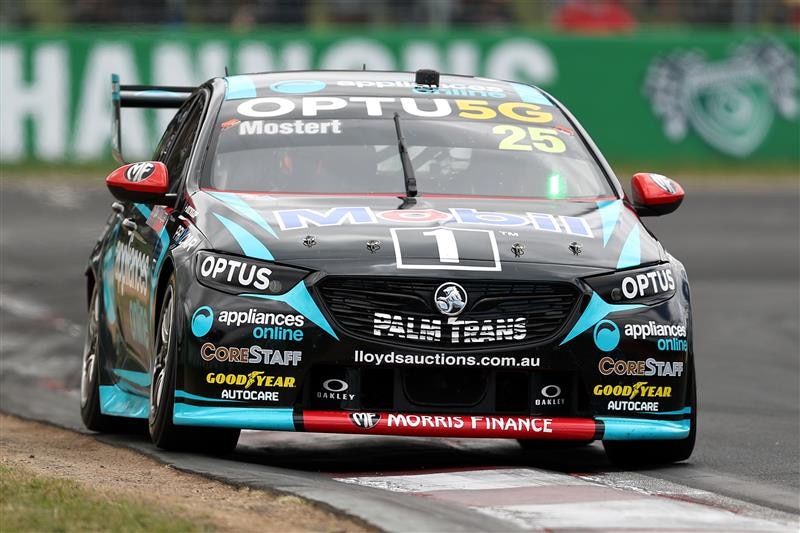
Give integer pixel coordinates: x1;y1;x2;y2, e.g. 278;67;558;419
390;228;501;271
493;125;566;154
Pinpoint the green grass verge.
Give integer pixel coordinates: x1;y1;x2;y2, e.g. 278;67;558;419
0;465;202;533
0;161;116;182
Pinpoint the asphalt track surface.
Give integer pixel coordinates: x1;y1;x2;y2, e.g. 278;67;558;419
1;179;798;531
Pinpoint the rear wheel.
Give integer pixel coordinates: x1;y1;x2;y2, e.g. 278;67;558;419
148;274;239;453
603;360;697;466
80;284;124;432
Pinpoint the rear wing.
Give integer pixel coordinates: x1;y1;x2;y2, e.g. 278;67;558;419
111;73;195;164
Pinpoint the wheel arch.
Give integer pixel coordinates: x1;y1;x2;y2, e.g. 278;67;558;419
85;265;96;311
154;256;176;323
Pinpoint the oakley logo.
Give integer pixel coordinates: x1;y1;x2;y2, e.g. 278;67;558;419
322;379;348;393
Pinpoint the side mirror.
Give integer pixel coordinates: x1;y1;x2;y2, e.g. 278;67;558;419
631;173;684;217
106;162;172;205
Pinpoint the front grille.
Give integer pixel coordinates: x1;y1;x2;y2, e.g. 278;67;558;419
403;368;488;407
317;277;580;349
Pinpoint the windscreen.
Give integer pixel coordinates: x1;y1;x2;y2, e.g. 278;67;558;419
204;90;614;199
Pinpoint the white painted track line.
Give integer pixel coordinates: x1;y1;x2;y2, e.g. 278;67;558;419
335;468;798;531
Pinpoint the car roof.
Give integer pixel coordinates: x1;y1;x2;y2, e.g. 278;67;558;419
217;70;549;103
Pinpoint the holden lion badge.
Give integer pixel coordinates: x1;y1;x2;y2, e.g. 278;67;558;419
434;282;468;316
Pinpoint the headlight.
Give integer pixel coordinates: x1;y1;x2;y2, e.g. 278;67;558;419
195;251;307;296
584;264;676;306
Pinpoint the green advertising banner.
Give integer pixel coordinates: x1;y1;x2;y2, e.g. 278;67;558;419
1;29;797;165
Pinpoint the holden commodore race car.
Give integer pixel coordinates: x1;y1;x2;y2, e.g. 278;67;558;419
81;69;695;464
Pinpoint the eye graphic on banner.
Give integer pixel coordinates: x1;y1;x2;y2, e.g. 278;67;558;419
643;40;798;157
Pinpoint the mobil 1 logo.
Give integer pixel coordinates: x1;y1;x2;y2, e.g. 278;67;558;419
390;228;500;271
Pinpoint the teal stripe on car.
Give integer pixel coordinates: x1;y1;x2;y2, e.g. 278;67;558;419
134;203;151;218
596;199;622;247
101;241;117;324
99;385;148;418
224;75;257;100
510;82;551;106
599;417;690;440
208;191;278;238
560;292;642;345
213;213;274;261
243;280;338;340
642;407;692;416
172;404;295;430
617;225;641;269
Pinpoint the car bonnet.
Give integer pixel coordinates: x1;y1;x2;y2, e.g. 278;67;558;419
190;191;663;272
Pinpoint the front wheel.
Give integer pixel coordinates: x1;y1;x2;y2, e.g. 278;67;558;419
603;359;697;466
148;274;239;453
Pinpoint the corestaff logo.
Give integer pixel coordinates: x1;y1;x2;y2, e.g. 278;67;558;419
643;41;797;157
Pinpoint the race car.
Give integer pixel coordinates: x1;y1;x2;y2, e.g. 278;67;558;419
81;69;695;465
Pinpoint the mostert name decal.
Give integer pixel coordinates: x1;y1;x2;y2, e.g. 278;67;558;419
238;119;342;136
373;312;526;343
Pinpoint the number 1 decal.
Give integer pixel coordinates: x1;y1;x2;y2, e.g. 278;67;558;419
422;229;460;263
390;228;501;271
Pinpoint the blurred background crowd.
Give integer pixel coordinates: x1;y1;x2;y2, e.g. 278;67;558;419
1;1;796;167
3;0;799;29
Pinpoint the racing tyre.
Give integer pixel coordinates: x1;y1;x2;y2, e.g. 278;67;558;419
603;360;696;466
149;274;240;453
81;284;124;432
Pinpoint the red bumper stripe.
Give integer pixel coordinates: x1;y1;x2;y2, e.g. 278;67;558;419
302;411;597;440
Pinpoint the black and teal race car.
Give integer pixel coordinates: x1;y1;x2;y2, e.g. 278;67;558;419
81;69;694;465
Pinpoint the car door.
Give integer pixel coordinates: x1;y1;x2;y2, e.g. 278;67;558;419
109;92;207;384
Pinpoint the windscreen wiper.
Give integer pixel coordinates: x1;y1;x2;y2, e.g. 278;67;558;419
393;112;418;199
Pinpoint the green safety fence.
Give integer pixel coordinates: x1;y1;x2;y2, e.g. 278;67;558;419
1;29;797;165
